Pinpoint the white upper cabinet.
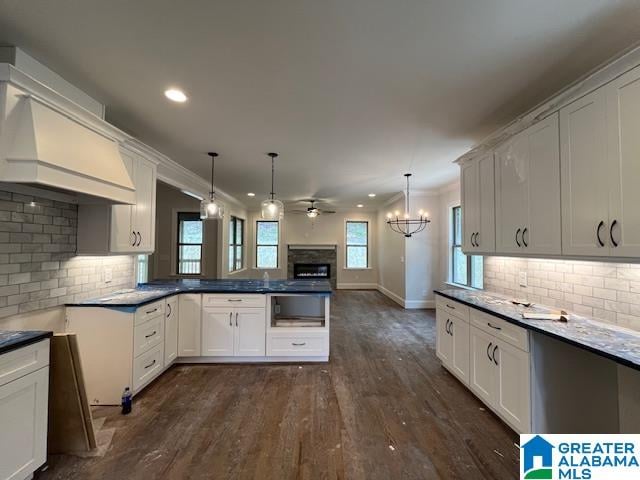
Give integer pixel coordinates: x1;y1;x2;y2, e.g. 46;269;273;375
560;90;610;257
495;113;561;256
461;152;495;254
606;65;640;257
77;145;157;255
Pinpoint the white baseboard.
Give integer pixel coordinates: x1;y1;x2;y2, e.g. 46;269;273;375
337;283;378;290
377;284;405;307
176;356;329;363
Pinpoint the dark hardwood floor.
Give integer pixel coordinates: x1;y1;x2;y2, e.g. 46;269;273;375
38;290;518;480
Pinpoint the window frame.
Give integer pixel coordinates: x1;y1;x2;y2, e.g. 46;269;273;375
255;220;279;269
450;205;483;289
345;220;369;269
229;216;245;272
176;212;204;276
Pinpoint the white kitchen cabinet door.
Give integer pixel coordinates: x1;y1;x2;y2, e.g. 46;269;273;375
461;160;479;253
606;65;640;257
178;294;202;357
110;149;136;253
525;114;561;256
450;317;470;386
469;326;496;406
476;152;495;253
560;89;610;256
0;367;48;480
234;308;266;356
435;310;453;366
133;155;156;252
495;133;529;254
164;296;179;365
494;339;531;433
202;308;235;356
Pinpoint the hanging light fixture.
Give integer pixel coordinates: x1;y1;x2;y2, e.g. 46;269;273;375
386;173;430;237
261;152;284;220
200;152;225;220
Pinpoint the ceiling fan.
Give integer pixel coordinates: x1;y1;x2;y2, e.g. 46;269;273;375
291;199;336;218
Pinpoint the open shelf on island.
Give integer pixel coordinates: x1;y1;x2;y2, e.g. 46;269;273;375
270;295;326;328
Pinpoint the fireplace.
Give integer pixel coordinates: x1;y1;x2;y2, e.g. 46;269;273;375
293;263;331;280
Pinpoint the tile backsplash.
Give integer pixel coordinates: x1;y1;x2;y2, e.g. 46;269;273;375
0;190;134;319
484;257;640;332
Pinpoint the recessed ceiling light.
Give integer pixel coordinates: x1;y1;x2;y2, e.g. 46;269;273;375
247;192;255;197
164;88;188;103
368;193;376;197
357;204;364;208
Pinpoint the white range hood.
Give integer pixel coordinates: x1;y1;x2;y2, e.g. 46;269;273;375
0;81;135;204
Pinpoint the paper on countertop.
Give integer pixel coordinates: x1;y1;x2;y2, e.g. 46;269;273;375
521;310;568;322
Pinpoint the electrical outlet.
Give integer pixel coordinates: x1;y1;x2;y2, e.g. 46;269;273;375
519;271;528;287
104;268;113;283
274;304;281;314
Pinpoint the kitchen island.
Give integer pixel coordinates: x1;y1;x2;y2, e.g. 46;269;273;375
434;289;640;434
66;279;332;404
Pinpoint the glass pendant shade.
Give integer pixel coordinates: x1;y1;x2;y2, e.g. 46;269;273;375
200;194;224;220
261;198;284;220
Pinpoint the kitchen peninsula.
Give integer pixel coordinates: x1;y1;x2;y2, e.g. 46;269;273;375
66;279;332;404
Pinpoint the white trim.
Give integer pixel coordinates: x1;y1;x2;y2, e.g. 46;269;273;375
337;283;377;290
377;284;404;307
404;299;435;309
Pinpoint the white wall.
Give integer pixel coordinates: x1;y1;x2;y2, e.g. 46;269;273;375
436;182;461;289
244;209;378;287
376;196;406;304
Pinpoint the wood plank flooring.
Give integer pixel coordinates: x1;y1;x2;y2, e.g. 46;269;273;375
37;290;519;480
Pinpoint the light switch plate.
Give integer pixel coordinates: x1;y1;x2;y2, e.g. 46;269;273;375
519;271;528;287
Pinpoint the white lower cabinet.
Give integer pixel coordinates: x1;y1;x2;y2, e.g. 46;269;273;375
201;298;266;357
436;296;531;433
0;340;49;480
164;296;179;365
178;294;202;357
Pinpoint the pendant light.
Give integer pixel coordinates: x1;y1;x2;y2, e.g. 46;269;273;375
386;173;430;237
200;152;225;220
261;152;284;220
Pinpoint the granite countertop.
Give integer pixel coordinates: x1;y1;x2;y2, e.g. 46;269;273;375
435;288;640;371
66;278;333;308
0;330;53;355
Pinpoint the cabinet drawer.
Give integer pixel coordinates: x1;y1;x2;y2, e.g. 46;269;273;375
267;332;328;357
436;296;470;322
135;300;165;326
133;315;164;357
0;339;50;387
470;310;529;352
203;294;266;308
132;344;164;392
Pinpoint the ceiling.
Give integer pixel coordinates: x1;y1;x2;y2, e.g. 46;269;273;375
1;1;640;209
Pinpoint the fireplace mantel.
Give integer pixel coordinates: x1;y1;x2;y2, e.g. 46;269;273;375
288;244;337;250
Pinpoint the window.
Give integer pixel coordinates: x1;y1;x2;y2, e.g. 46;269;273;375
229;216;244;272
136;255;148;285
177;212;203;275
346;221;368;269
451;206;483;288
256;221;279;268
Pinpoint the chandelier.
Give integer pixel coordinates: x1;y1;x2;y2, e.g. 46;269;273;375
200;152;225;220
386;173;430;237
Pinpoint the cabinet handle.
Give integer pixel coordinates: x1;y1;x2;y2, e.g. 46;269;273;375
227;299;243;302
522;227;528;248
136;232;142;247
486;342;493;361
610;220;619;247
131;231;136;247
475;232;480;247
145;307;158;315
167;303;172;317
229;312;232;326
515;228;521;247
492;345;499;366
144;359;156;369
144;330;157;338
446;303;455;310
597;220;605;247
445;319;450;334
235;312;239;327
292;342;306;346
487;322;502;331
470;233;474;247
449;321;453;337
